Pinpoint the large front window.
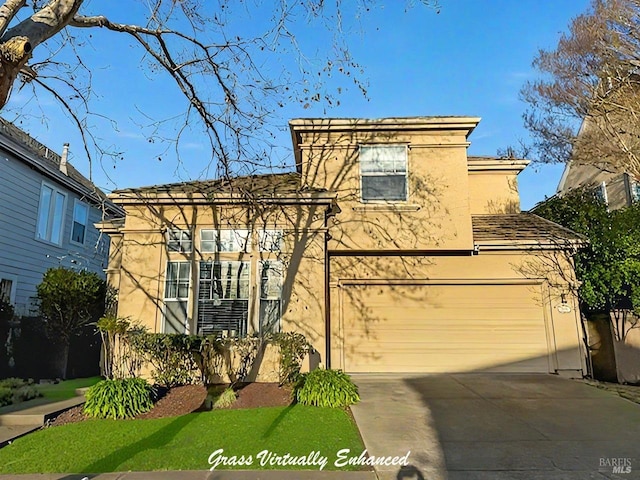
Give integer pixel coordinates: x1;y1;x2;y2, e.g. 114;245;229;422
164;262;191;334
36;183;66;245
360;145;408;202
197;261;250;336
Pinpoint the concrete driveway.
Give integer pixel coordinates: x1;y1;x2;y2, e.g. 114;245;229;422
350;374;640;480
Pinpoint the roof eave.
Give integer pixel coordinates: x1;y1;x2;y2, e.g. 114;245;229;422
474;238;586;250
109;191;336;205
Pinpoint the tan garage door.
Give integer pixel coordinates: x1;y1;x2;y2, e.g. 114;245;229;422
340;283;552;373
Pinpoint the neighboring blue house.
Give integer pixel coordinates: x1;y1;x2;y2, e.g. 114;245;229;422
0;118;123;316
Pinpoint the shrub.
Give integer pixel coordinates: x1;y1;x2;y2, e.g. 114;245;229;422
213;387;236;409
0;387;12;407
129;333;201;387
0;377;26;389
97;315;144;380
36;267;107;378
295;369;360;408
13;385;41;403
271;332;311;385
84;378;154;419
0;298;13;324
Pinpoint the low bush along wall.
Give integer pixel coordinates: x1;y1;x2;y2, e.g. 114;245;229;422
98;317;313;389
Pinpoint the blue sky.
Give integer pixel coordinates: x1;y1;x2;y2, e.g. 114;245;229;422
4;0;590;210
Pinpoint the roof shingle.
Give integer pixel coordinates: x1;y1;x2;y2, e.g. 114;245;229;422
111;172;326;197
472;213;585;245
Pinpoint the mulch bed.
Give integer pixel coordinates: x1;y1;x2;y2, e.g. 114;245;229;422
231;382;293;410
46;383;293;428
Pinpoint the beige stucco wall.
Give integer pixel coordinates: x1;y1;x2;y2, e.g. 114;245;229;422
468;171;521;214
296;128;475;251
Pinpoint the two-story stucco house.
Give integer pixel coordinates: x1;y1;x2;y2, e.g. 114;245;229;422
102;116;587;377
0;119;123;315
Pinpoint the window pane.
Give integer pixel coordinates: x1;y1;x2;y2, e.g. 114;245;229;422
259;300;281;334
0;279;12;303
37;186;52;240
259;230;283;252
201;240;216;252
177;282;189;299
362;175;407;201
203;230;250;252
71;222;86;244
260;261;283;299
164;300;188;333
165;262;190;299
178;262;191;281
167;229;192;252
50;192;65;244
360;145;407;173
165;282;178;299
74;202;88;224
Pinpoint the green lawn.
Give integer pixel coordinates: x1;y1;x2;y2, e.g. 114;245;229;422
0;406;366;473
38;377;102;401
0;377;102;415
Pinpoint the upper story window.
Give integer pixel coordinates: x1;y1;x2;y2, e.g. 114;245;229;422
167;229;193;253
36;182;66;245
258;229;283;252
70;200;89;245
359;145;408;202
201;229;250;253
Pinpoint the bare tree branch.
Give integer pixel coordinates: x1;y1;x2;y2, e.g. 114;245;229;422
0;0;25;37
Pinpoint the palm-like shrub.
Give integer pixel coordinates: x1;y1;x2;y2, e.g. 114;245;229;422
295;369;360;408
84;378;153;419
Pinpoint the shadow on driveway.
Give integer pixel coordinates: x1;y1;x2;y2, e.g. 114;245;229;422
352;373;640;480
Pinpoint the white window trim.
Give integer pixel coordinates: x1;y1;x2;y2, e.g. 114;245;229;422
35;180;67;246
69;199;89;246
0;273;17;304
359;144;409;203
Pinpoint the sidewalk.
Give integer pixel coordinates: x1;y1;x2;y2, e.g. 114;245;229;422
0;395;85;447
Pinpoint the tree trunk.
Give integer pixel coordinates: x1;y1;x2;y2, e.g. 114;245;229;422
50;340;70;379
0;58;24;109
